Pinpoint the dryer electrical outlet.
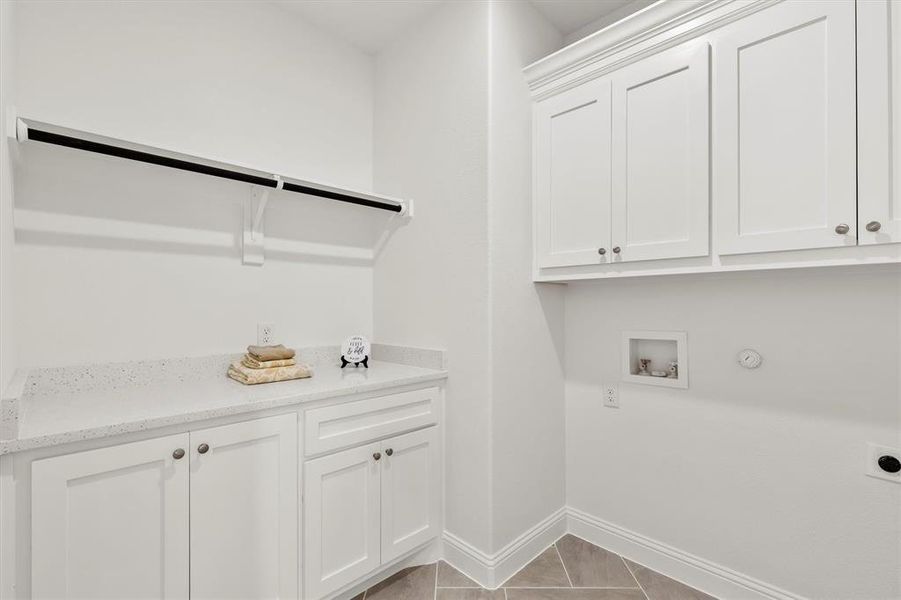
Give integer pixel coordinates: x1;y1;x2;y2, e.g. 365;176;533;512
867;443;901;483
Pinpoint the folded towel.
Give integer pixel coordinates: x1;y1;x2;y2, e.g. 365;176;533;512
242;355;296;369
227;360;312;385
247;344;296;362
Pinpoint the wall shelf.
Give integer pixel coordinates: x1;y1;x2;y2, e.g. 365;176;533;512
10;115;412;265
13;117;410;214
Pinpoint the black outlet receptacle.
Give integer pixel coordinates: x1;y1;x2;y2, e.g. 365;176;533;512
877;455;901;474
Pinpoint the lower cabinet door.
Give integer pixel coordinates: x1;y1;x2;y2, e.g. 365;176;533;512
31;434;190;600
380;427;440;563
189;414;298;600
304;442;381;599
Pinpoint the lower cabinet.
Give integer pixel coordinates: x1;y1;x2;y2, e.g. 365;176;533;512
189;415;298;600
31;434;191;600
30;414;298;600
304;427;440;599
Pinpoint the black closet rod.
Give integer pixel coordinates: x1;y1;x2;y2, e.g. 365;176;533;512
23;124;405;214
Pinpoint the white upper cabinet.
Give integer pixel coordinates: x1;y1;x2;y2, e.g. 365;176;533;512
611;41;710;262
534;78;612;268
713;0;857;255
858;0;901;245
31;435;190;600
189;415;298;600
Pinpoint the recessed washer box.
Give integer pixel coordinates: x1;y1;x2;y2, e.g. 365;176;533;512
622;330;688;389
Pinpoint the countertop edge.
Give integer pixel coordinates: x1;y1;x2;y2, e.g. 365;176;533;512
0;369;447;456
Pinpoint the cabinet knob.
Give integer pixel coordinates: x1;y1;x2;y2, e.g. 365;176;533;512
172;448;185;460
197;443;210;454
597;248;606;256
373;452;381;461
385;448;393;456
834;223;850;235
612;246;621;254
866;221;882;232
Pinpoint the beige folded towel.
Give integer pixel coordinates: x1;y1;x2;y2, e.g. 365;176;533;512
227;360;312;385
242;355;296;369
247;344;296;362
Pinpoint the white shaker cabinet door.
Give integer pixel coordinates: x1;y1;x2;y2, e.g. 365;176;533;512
189;414;298;600
534;78;613;268
380;427;440;563
610;40;710;263
714;0;857;254
304;442;381;600
31;434;190;600
858;0;901;245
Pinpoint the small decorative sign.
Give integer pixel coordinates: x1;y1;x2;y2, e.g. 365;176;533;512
341;335;370;368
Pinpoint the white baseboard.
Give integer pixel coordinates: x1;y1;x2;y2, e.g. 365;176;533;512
443;506;568;589
566;507;804;600
441;506;802;600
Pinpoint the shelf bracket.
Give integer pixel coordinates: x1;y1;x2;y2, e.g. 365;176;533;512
243;177;282;266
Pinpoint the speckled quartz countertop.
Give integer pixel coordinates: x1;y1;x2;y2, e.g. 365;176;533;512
0;344;446;455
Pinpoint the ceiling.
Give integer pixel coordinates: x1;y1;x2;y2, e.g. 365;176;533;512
274;0;649;55
529;0;644;37
274;1;444;55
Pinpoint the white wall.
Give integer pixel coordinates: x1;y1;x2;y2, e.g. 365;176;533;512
373;0;570;557
564;266;901;599
373;0;494;553
562;0;656;46
12;0;380;367
488;0;566;552
0;0;16;389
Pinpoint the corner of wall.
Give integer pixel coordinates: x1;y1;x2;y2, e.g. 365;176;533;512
0;0;18;393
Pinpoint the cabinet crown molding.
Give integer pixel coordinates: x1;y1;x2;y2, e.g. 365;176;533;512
523;0;777;100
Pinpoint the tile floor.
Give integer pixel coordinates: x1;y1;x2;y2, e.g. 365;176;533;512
353;534;716;600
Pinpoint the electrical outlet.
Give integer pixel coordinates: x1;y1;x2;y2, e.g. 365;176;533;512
866;443;901;483
603;383;619;408
257;322;275;346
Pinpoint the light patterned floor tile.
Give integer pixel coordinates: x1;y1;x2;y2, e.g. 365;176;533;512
364;563;437;600
505;589;646;600
503;546;572;588
438;560;481;588
624;559;716;600
556;534;638;588
437;589;505;600
355;540;718;600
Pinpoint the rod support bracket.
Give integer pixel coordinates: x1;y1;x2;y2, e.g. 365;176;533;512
242;177;282;266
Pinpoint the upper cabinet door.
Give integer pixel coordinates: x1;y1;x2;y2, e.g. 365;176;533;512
189;415;298;600
534;78;612;268
858;0;901;245
714;0;857;255
31;434;190;600
611;41;710;263
380;427;440;564
304;442;381;600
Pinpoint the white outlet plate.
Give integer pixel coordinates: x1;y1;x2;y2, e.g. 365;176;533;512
866;443;901;483
257;322;275;346
603;383;619;408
